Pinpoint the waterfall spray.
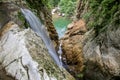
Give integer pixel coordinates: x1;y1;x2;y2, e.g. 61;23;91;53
21;8;62;68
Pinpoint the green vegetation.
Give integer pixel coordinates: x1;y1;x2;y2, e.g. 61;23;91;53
18;11;29;28
59;0;77;17
34;0;77;18
76;73;83;78
26;0;51;9
48;0;77;17
48;0;60;8
83;0;120;35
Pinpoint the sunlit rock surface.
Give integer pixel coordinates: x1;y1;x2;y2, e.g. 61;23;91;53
0;21;75;80
61;20;86;77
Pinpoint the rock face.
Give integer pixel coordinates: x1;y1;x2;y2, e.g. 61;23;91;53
61;19;87;77
76;0;120;80
0;21;75;80
0;1;75;79
0;1;20;29
62;20;120;80
62;0;120;80
83;26;120;80
76;0;89;20
0;0;59;50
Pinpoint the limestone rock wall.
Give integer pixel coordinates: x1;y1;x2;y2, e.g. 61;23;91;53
0;21;75;80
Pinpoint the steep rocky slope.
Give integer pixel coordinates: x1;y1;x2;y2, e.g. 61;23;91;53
0;21;75;80
61;20;87;77
26;0;59;49
0;0;75;80
62;0;120;80
79;1;120;79
0;0;59;49
83;22;120;80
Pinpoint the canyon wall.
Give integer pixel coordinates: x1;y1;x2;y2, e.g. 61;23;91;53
62;0;120;80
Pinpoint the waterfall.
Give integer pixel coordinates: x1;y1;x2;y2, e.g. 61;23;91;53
21;8;62;67
58;41;63;66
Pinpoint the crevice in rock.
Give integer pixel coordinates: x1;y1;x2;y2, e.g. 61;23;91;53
4;58;18;69
20;56;29;80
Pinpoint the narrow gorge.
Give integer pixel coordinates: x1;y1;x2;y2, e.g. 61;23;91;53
0;0;120;80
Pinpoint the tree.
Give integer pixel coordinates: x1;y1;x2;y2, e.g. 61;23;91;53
59;0;77;17
48;0;60;8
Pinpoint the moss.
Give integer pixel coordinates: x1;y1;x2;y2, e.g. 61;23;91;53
25;0;54;24
17;11;26;28
82;0;120;35
76;73;83;78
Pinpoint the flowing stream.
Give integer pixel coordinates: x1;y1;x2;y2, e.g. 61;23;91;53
52;14;72;68
21;8;62;68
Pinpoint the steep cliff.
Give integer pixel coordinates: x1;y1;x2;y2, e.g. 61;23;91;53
0;0;59;49
62;0;120;80
61;20;87;78
0;0;75;80
0;21;75;80
79;0;120;80
26;0;59;49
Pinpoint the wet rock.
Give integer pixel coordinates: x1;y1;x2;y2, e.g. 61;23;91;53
26;0;59;50
0;0;59;50
0;21;75;80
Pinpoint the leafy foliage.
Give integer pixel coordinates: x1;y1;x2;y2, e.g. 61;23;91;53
83;0;120;35
48;0;60;8
59;0;77;17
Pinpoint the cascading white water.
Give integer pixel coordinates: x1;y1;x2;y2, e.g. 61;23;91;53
21;8;62;68
58;41;63;66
